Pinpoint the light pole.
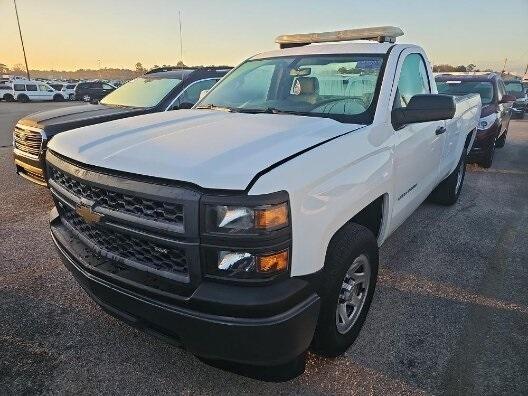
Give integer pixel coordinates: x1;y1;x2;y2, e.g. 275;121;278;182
13;0;30;80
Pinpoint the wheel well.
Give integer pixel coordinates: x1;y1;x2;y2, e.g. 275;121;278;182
345;195;385;240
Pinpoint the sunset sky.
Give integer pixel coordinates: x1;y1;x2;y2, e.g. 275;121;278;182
1;0;527;74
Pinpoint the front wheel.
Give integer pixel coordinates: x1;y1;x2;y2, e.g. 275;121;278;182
82;94;91;102
53;94;63;102
312;223;378;357
480;141;495;168
495;131;507;148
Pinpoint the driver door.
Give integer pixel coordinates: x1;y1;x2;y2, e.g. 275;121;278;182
390;51;446;231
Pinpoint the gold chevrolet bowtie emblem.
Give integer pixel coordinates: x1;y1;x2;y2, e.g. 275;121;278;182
75;205;104;224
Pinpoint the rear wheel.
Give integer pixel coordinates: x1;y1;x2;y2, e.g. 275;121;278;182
430;149;466;205
53;94;63;102
312;223;378;357
68;93;74;100
18;94;29;103
82;94;91;102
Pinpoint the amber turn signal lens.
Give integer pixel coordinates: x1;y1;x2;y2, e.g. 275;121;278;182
255;203;288;230
257;250;289;273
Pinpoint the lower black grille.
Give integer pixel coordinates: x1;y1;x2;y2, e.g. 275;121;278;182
61;207;188;276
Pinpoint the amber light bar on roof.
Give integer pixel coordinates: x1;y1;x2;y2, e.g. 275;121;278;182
275;26;404;49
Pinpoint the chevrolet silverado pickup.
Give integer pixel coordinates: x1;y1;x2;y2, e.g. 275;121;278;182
46;27;481;379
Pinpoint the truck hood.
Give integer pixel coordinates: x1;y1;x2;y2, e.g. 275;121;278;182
48;109;362;190
18;104;146;136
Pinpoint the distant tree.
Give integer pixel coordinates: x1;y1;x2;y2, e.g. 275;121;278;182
454;65;467;72
12;63;24;74
0;63;7;74
176;60;186;67
466;64;476;72
135;62;146;75
152;64;160;69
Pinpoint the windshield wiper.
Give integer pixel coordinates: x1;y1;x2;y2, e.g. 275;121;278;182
228;107;313;116
195;104;234;112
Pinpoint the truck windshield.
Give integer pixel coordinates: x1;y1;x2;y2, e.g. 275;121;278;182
198;54;385;124
504;81;523;93
436;81;494;105
100;77;182;108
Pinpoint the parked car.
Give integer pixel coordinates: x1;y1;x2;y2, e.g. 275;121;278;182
61;83;78;100
0;83;14;101
504;79;527;118
12;80;65;103
48;83;70;101
436;73;515;167
46;27;480;378
74;81;116;102
13;67;228;185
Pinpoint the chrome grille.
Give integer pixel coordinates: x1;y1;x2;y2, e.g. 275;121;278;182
49;166;184;226
13;125;43;156
61;207;188;276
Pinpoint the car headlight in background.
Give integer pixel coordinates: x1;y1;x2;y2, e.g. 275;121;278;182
205;202;289;234
478;113;498;130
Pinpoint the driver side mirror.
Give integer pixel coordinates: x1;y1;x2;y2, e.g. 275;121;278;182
500;94;516;103
199;90;209;100
392;94;456;130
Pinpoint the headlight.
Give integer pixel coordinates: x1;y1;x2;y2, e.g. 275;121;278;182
478;113;498;130
207;249;289;279
201;191;291;280
205;202;289;234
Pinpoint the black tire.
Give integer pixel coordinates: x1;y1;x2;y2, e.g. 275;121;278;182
68;93;74;101
480;142;495;168
430;149;466;206
495;131;507;148
18;94;29;103
82;94;91;102
3;94;14;102
53;94;63;102
311;223;379;357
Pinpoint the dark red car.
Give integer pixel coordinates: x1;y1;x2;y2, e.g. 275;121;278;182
436;73;515;168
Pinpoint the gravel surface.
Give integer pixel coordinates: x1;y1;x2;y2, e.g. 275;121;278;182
1;103;527;395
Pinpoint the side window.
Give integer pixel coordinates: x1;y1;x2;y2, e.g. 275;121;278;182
26;84;38;91
394;53;430;109
14;84;25;91
38;85;49;91
171;79;219;110
102;83;113;90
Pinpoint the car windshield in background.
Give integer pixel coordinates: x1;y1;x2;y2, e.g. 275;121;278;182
504;81;523;93
436;80;494;105
100;77;182;108
198;55;385;124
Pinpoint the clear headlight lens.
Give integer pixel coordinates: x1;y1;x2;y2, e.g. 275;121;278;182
205;202;289;234
478;113;498;130
210;249;289;278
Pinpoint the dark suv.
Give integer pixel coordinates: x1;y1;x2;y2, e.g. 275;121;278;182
13;67;230;185
436;73;515;168
74;81;116;102
504;79;527;119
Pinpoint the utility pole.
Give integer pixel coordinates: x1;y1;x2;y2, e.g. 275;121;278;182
178;11;184;71
501;58;508;75
13;0;30;80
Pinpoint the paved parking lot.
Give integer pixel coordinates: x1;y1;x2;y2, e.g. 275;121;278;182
0;102;527;395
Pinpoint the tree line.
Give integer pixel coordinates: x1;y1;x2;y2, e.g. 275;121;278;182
0;61;230;81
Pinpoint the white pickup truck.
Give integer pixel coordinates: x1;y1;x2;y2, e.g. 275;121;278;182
46;27;481;378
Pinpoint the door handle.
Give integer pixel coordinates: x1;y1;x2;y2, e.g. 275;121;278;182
435;126;446;135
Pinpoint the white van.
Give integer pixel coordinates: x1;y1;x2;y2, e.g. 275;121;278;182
12;81;65;102
0;83;15;101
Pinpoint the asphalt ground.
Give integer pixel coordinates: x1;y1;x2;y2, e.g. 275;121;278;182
0;102;527;395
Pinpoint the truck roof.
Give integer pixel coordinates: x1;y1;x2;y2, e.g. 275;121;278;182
252;42;407;60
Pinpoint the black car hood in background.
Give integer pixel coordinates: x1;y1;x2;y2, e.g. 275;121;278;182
17;104;149;137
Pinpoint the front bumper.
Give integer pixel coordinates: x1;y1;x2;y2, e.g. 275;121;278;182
50;208;320;366
13;149;47;186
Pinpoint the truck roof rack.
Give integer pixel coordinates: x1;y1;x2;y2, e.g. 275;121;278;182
275;26;404;49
